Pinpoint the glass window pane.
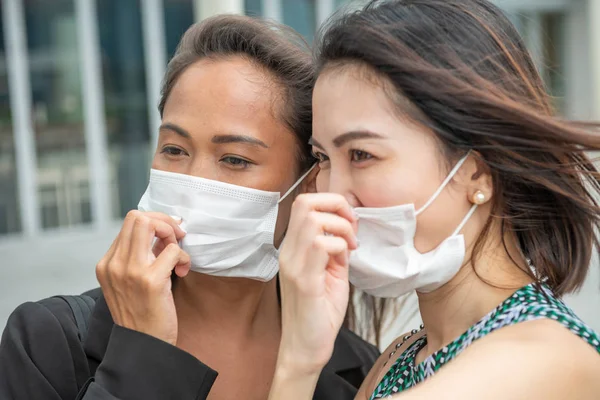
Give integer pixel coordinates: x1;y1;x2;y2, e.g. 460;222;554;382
164;0;195;59
245;0;263;16
283;0;316;42
97;0;151;219
25;0;90;230
0;4;19;235
514;11;567;115
542;12;566;114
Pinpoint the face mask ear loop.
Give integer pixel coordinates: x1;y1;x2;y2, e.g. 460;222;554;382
278;163;317;204
452;204;478;236
415;151;472;216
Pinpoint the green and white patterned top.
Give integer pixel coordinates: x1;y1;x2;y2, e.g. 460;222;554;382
370;283;600;399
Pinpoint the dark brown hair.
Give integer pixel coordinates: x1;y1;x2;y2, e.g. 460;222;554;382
159;14;315;172
159;15;395;345
319;0;600;339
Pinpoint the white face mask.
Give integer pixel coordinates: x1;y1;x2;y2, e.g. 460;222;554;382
137;166;315;282
349;153;477;298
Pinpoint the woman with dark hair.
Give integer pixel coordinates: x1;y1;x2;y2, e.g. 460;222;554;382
0;15;379;400
269;0;600;399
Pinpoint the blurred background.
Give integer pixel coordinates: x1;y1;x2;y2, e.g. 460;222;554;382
0;0;599;344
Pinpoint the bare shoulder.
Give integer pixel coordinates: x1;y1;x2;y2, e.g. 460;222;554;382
474;317;600;367
397;319;600;400
356;329;426;400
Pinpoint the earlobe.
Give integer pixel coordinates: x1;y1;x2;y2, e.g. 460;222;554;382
472;190;487;205
467;153;493;204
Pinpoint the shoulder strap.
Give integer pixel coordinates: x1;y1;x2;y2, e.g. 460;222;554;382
54;295;96;395
55;295;96;344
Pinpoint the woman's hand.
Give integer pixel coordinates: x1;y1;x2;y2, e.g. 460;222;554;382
96;211;190;346
276;193;358;376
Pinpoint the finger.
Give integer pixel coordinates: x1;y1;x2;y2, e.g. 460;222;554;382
311;236;349;283
129;215;153;267
132;218;179;265
152;243;191;278
98;236;119;290
282;235;348;280
312;235;349;259
174;262;191;278
304;211;358;250
140;212;186;240
113;210;141;261
152;239;166;258
291;193;356;225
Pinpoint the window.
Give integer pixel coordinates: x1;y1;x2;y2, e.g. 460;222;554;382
512;11;567;115
97;0;151;219
164;0;195;58
245;0;263;17
0;4;18;235
25;0;90;229
542;12;566;114
283;0;316;42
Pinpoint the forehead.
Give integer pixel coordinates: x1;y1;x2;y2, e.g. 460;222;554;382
312;65;437;151
163;56;285;138
313;67;402;135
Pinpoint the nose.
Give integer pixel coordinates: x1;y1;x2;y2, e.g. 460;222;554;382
320;166;361;208
187;156;218;180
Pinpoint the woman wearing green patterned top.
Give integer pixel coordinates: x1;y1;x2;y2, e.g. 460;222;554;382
268;0;600;399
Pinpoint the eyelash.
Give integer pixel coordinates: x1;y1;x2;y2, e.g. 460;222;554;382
161;146;188;157
311;150;329;164
161;146;252;169
311;148;374;164
220;155;253;169
350;149;373;162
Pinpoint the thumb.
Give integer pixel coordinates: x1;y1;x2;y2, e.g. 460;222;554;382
153;243;191;278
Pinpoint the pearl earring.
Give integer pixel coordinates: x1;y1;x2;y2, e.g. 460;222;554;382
472;190;486;205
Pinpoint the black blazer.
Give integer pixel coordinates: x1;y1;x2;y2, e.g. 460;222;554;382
0;288;379;399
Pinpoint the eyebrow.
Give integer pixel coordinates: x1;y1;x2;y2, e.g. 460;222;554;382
159;123;191;139
309;131;384;149
308;136;324;149
211;134;269;148
332;131;385;147
159;123;268;148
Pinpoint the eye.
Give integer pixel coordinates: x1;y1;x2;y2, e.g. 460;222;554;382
311;149;330;164
160;146;188;157
350;149;373;163
220;155;252;169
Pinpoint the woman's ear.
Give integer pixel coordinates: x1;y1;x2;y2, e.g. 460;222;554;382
456;152;493;204
300;165;319;194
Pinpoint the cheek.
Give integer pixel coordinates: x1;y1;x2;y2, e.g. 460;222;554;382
273;196;293;247
413;192;468;253
151;154;176;172
315;170;329;192
352;171;424;208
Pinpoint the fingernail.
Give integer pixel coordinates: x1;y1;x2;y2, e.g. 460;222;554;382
352;209;359;221
170;215;182;224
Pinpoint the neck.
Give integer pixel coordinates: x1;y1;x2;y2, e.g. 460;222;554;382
173;272;281;340
417;238;533;353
